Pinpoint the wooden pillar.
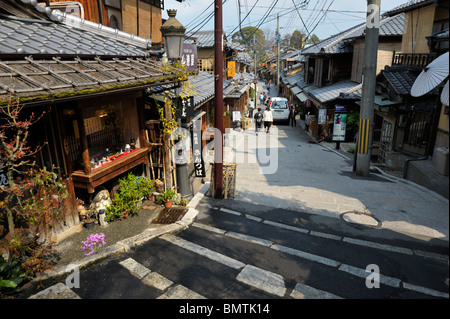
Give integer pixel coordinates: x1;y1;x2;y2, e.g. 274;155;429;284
75;106;91;176
163;98;173;190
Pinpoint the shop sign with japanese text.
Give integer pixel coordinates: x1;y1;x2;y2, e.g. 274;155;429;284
192;119;205;177
181;43;198;72
175;96;195;120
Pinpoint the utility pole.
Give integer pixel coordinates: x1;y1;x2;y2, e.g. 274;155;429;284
254;34;257;107
276;13;280;97
356;0;380;177
213;0;224;198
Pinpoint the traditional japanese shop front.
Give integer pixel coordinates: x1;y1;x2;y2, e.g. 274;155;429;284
66;92;149;194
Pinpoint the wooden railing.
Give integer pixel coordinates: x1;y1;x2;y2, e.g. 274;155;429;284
391;52;437;68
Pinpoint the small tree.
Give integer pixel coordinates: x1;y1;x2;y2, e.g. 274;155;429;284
0;94;68;246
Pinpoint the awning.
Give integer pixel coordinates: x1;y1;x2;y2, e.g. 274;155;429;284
296;91;309;102
290;86;302;95
308;81;360;104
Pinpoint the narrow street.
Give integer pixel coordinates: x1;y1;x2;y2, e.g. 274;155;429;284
69;197;448;300
26;104;449;302
2;0;448;308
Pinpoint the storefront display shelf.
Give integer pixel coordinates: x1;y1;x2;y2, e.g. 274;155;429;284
72;148;149;193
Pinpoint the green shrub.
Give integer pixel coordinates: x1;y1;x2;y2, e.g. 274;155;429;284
105;173;155;221
0;255;28;295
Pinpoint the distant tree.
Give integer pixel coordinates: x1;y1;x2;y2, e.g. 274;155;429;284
290;30;305;49
232;26;267;64
307;34;320;44
231;26;265;47
281;34;291;48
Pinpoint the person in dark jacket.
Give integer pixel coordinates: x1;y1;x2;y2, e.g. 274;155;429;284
290;105;297;127
254;108;263;135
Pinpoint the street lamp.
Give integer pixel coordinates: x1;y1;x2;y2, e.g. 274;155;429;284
160;9;192;199
160;9;186;60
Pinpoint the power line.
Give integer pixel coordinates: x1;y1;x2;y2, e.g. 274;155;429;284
305;0;335;40
291;0;317;45
234;0;279;46
185;0;228;38
184;2;214;29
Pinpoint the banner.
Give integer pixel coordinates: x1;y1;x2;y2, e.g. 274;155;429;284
227;61;235;78
192;119;205;177
181;43;197;72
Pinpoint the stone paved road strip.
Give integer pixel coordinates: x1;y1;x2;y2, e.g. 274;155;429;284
290;283;343;299
236;265;286;297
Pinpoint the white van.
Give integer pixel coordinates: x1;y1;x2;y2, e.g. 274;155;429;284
268;97;290;124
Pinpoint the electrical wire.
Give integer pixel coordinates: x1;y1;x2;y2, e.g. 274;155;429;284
185;0;228;38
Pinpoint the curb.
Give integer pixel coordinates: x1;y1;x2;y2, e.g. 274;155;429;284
32;182;210;284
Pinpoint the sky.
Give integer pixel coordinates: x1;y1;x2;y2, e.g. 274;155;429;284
163;0;409;43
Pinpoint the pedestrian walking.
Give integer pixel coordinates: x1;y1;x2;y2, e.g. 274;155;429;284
254;108;263;135
259;93;264;106
263;106;273;133
290;104;297;127
249;99;255;118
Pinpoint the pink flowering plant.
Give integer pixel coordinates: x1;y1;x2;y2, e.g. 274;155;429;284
81;233;106;256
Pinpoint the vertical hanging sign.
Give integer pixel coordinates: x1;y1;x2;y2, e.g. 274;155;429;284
192;119;205;177
227;61;235;78
182;43;198;72
175;96;194;120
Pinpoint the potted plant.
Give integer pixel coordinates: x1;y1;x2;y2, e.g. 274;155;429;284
145;179;156;201
163;188;176;208
83;207;97;229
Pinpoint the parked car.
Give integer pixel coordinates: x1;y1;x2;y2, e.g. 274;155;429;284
268;97;290;124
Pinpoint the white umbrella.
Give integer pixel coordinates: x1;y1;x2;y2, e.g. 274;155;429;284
441;80;449;106
410;52;449;97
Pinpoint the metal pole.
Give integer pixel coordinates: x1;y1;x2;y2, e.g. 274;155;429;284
254;34;257;107
356;0;380;176
276;13;280;97
214;0;224;198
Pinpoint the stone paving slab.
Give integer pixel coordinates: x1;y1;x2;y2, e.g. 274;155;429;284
223;122;449;242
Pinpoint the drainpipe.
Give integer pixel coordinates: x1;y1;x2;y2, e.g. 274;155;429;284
97;0;104;25
403;155;428;179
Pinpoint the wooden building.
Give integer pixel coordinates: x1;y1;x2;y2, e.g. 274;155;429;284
0;0;182;239
45;0;164;45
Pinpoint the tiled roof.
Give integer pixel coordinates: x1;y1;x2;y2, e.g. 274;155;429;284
0;18;150;57
189;71;215;108
383;0;436;17
232;72;254;83
308;80;360;103
0;0;152;56
301;13;404;55
381;69;417;95
185;31;216;48
0;57;178;103
150;71;241;109
0;0;182;103
285;72;304;87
